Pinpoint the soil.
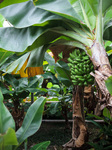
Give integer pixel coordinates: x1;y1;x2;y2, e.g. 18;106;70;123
17;121;99;150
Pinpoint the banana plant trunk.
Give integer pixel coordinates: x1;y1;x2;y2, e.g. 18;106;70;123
90;41;112;112
63;86;87;148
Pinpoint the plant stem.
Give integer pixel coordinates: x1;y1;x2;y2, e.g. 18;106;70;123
31;93;34;104
24;139;28;150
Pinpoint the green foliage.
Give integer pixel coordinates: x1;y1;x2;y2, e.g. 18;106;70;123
88;108;112;149
32;58;73;120
0;0;111;65
0;50;14;66
0;128;18;150
0;90;49;150
16;96;46;145
0;90;15;133
0;1;63;28
0;0;29;9
0;0;111;78
0;74;43;100
55;60;72;86
29;141;50;150
46;84;72;121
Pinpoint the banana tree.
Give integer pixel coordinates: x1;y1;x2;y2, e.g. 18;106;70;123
0;0;112;148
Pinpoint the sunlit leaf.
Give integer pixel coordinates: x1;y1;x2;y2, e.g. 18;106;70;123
0;0;28;9
0;14;5;27
0;128;18;146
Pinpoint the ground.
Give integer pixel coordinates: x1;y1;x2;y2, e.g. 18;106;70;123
17;121;99;150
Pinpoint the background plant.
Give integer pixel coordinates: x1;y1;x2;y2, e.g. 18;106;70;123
0;90;50;150
87;108;112;150
0;74;44;129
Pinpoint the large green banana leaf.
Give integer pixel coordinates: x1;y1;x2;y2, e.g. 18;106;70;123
33;0;112;42
1;0;111;31
26;45;48;67
0;90;17;150
0;0;112;56
0;1;63;28
16;96;46;146
2;45;48;74
33;0;82;24
0;0;111;52
4;53;30;73
0;25;62;52
0;90;15;134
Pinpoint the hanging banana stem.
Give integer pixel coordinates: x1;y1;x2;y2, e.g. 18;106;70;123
90;41;112;110
63;86;87;148
72;86;87;147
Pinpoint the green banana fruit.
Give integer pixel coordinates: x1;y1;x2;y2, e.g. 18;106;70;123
68;49;94;86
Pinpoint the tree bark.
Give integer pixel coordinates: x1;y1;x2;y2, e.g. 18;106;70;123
90;41;112;112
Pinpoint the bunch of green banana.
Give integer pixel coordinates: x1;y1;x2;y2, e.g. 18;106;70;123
68;49;94;86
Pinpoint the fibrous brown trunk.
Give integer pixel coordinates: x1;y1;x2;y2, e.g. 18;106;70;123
90;41;112;113
63;86;87;148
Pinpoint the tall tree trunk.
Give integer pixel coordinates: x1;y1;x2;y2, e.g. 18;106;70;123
90;41;112;112
63;86;87;148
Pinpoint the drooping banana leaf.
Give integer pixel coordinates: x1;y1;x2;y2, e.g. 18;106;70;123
33;0;82;24
55;60;72;86
0;25;65;52
2;45;49;74
0;0;112;58
26;45;48;67
0;1;64;28
4;53;30;73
